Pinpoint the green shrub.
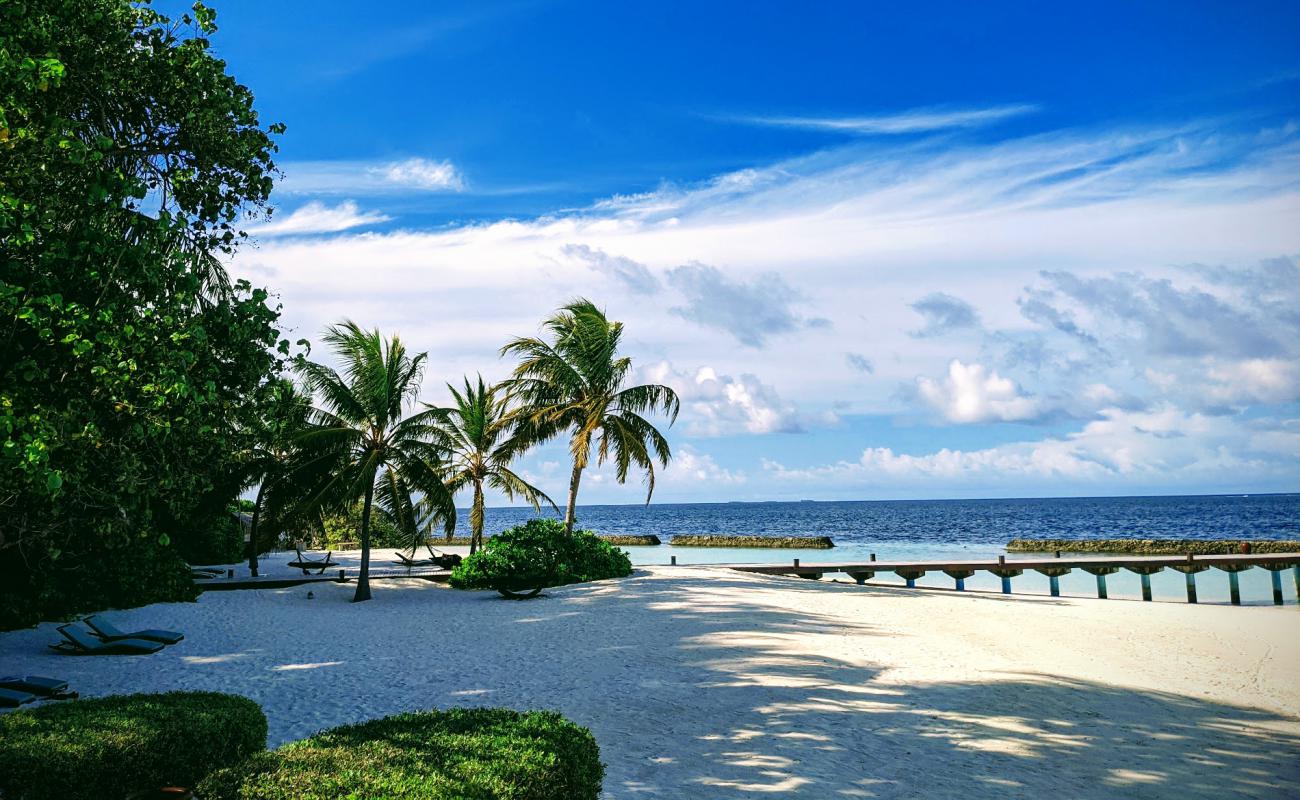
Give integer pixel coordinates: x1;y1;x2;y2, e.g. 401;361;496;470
449;519;632;595
198;708;603;800
319;502;410;549
0;691;267;800
176;511;248;565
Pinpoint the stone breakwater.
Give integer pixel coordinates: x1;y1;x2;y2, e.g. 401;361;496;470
1007;538;1300;555
669;535;835;549
599;535;663;546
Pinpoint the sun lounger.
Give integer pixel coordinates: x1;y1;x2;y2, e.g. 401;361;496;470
0;676;69;695
49;624;164;656
0;687;36;708
288;547;335;575
84;615;184;645
0;676;77;702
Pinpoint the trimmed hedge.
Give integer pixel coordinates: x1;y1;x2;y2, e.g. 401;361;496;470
1006;538;1300;555
197;708;604;800
450;519;632;596
0;691;267;800
670;534;835;549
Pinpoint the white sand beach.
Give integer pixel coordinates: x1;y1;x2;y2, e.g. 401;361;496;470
2;560;1298;799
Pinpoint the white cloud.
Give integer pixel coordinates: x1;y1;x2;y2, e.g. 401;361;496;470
727;103;1038;135
662;446;746;486
275;157;465;195
763;407;1296;490
1206;358;1300;405
639;361;804;436
250;201;390;237
372;158;464;191
914;360;1040;423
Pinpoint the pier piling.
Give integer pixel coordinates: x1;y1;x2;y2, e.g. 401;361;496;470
1270;569;1284;605
1081;565;1120;599
944;569;976;592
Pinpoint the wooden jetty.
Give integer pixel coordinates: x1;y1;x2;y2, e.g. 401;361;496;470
717;552;1300;605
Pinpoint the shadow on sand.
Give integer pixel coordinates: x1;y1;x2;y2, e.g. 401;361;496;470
533;572;1300;799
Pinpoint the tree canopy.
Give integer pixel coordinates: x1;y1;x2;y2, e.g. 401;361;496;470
0;0;294;628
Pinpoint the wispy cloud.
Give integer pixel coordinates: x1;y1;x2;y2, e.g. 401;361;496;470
250;201;390;237
909;292;981;338
276;157;465;196
725;103;1038;135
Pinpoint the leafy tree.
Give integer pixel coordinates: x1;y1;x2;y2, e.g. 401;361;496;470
293;322;456;602
501;300;679;534
428;376;555;554
0;0;291;627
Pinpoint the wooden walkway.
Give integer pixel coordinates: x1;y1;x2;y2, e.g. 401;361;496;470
195;567;452;591
713;552;1300;605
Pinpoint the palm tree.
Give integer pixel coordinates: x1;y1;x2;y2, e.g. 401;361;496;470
501;299;680;533
428;376;557;554
238;379;310;578
293;321;456;602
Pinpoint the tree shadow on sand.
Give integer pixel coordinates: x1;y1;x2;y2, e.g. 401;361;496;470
540;572;1300;799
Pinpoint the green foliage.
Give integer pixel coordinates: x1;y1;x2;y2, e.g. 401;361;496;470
501;300;679;532
0;0;292;626
319;502;408;549
0;540;198;631
197;708;603;800
0;691;267;800
175;508;247;565
450;518;632;593
428;376;555;554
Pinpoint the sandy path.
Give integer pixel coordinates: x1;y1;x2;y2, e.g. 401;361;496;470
2;566;1297;798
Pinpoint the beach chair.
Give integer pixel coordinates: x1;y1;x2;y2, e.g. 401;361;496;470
0;676;77;701
393;551;436;568
49;624;164;656
288;546;335;575
0;687;36;708
84;615;184;645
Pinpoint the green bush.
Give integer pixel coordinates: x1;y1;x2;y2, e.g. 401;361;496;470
319;502;410;549
176;511;248;566
0;691;267;800
449;519;632;595
198;708;604;800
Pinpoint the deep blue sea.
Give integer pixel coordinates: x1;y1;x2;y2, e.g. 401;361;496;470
457;494;1300;605
463;494;1300;547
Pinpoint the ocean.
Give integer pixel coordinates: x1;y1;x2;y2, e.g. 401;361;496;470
455;493;1300;605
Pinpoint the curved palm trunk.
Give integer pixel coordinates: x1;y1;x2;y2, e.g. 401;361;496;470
470;482;485;555
564;460;583;535
353;479;375;602
247;483;265;577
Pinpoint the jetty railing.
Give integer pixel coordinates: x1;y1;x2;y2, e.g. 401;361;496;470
717;552;1300;605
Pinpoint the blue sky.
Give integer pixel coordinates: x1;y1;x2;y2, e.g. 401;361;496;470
205;1;1300;502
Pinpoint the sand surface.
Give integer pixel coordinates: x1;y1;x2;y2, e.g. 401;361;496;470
2;561;1298;798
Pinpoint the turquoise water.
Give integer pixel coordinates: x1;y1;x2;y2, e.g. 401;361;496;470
462;494;1300;605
